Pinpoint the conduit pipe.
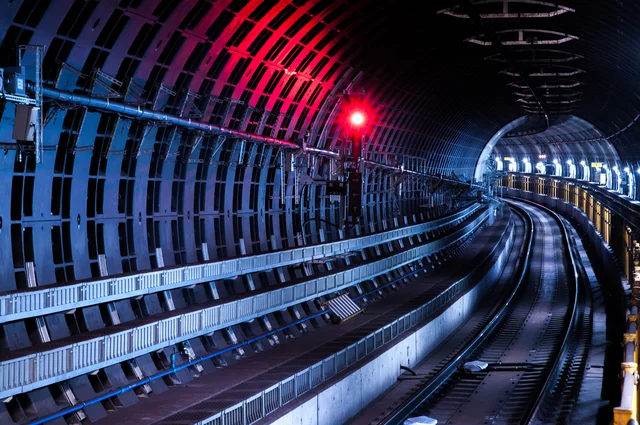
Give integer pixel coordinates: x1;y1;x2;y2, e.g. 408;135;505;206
32;85;488;187
303;146;341;157
32;84;300;149
363;159;487;191
32;84;352;159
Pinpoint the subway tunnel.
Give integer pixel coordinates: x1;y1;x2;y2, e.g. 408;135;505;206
1;1;640;424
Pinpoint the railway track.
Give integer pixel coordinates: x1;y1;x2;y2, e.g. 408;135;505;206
366;200;589;425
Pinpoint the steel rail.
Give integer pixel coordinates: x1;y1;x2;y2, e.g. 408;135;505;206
378;202;535;425
514;198;580;425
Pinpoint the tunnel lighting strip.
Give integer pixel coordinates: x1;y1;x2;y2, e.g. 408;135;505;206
0;204;481;324
0;208;493;399
26;207;503;425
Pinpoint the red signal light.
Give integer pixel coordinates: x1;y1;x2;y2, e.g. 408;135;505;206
349;111;365;127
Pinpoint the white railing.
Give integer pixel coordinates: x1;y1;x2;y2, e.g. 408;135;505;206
0;207;491;399
192;212;510;425
0;204;480;323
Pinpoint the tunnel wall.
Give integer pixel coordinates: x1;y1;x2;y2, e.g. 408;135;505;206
0;0;509;298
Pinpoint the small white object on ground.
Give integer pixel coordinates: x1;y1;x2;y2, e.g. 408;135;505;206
463;360;489;372
403;416;437;425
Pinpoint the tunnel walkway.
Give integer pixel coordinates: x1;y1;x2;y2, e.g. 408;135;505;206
92;208;513;425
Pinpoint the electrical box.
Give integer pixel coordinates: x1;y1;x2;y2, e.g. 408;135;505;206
4;66;26;96
347;172;363;217
13;104;39;141
283;152;294;172
327;180;346;195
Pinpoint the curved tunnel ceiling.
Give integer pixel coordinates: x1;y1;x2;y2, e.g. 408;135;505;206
1;1;638;172
493;114;622;165
0;0;638;289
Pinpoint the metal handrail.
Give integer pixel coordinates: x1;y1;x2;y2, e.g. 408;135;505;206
508;172;640;233
0;207;494;399
26;204;509;425
0;203;481;323
191;203;513;425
